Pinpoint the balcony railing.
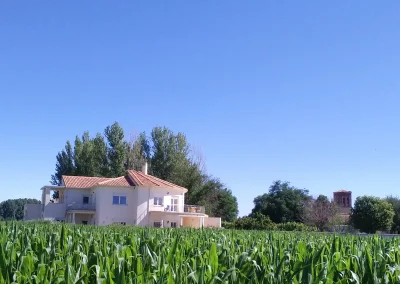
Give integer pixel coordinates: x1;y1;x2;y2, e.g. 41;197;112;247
184;205;205;214
66;203;96;211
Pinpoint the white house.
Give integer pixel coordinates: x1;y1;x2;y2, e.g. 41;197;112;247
24;164;221;228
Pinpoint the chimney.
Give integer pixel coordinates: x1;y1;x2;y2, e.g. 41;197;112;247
142;161;148;175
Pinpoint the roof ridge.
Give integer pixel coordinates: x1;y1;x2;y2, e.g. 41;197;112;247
128;170;144;186
137;171;164;186
145;174;184;188
129;170;185;189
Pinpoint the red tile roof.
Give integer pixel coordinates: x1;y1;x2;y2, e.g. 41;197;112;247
61;170;186;191
62;176;112;188
97;176;134;187
127;170;187;191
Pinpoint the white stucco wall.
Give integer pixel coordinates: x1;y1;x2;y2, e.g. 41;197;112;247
135;186;186;226
149;213;181;228
65;188;94;205
73;213;95;225
43;203;66;221
181;216;203;228
95;186;136;225
204;217;221;228
24;204;42;221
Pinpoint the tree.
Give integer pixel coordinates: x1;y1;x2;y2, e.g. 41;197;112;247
74;132;97;177
350;196;394;233
0;198;40;220
104;122;127;177
92;133;109;176
191;178;238;222
251;180;311;223
125;132;151;171
302;195;339;231
51;141;74;186
150;127;192;182
385;195;400;233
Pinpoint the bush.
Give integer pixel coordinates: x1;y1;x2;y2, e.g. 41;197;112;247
233;213;276;230
224;213;317;232
276;222;317;232
221;221;234;229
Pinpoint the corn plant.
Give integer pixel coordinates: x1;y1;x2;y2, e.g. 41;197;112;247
0;222;400;283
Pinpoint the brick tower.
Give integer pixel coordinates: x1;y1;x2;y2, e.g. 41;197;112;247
333;190;352;216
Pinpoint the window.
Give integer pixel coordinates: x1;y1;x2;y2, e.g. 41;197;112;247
113;195;127;205
171;197;178;212
83;196;89;204
82;221;88;225
154;197;163;206
154;221;162;228
171;222;177;228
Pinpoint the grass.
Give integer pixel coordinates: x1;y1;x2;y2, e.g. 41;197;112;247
1;222;400;283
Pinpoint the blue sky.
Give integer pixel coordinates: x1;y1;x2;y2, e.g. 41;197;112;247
0;1;399;216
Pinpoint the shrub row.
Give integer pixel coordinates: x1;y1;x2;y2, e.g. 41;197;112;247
222;213;317;231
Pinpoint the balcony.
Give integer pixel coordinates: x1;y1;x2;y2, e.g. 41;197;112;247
66;203;96;211
184;205;205;214
151;204;205;214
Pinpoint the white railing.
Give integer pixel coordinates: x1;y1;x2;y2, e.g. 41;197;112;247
184;205;205;214
66;203;96;211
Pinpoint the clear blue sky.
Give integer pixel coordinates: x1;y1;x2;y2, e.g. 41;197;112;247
1;1;399;216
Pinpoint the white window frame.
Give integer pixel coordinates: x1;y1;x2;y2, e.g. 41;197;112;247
112;195;127;205
154;197;163;206
171;196;179;212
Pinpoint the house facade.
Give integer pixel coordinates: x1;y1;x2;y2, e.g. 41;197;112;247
24;165;221;228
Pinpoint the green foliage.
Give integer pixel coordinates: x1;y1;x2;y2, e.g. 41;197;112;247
51;122;130;187
0;199;40;220
50;141;74;186
251;180;311;223
190;178;238;222
276;222;317;232
350;196;395;233
224;213;317;232
232;212;276;230
104;122;127;177
125;132;150;171
2;222;398;283
385;195;400;233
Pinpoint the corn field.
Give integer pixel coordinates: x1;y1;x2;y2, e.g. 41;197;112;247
1;222;400;283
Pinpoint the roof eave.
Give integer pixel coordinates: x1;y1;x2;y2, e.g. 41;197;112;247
41;185;66;191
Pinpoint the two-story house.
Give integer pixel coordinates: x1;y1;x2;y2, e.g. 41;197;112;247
24;164;221;228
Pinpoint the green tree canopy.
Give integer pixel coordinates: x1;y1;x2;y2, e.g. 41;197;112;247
0;198;40;220
350;196;394;233
251;180;311;223
189;177;238;222
384;195;400;233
